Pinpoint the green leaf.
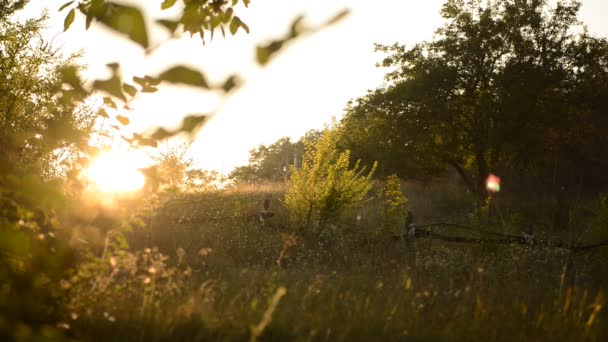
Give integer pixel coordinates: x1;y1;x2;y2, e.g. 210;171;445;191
94;75;126;101
158;66;209;88
181;115;208;132
64;9;75;31
156;19;180;33
221;75;240;93
116;115;130;126
240;20;250;34
59;1;74;11
223;8;234;23
85;14;93;29
256;40;284;66
97;2;149;48
230;16;240;35
161;0;178;10
122;83;138;97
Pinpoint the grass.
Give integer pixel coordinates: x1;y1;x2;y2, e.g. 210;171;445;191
62;182;607;341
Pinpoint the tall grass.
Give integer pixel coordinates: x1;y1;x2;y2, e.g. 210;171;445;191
64;183;607;341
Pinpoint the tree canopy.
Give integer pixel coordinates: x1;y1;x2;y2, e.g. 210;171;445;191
342;0;608;196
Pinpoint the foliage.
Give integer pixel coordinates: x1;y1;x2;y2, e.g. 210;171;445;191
229;130;322;184
284;122;377;229
342;0;608;196
0;10;97;339
56;0;350;149
380;174;408;236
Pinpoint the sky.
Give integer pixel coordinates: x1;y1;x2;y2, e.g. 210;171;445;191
17;0;608;174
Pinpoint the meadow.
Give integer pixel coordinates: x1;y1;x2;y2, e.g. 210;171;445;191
60;181;608;341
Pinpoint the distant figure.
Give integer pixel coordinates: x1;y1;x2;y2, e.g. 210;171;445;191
259;198;274;225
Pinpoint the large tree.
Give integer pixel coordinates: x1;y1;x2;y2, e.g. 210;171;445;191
342;0;608;196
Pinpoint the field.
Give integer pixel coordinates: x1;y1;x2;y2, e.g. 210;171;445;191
61;182;608;341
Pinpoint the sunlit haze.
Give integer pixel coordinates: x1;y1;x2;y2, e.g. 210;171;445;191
83;149;146;193
18;0;608;174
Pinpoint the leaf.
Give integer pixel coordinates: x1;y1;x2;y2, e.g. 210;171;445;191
116;115;130;125
94;76;126;101
240;21;250;34
138;138;158;148
151;128;172;140
159;66;209;88
230;16;241;35
156;19;180;33
181;115;207;133
64;9;75;31
85;14;94;29
98;108;110;118
323;9;350;27
103;97;117;109
161;0;177;10
256;40;284;65
223;8;233;23
221;75;240;93
97;2;148;48
122;83;138;97
59;1;74;11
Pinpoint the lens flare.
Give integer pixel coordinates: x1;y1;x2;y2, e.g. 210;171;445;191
84;150;145;193
486;174;501;193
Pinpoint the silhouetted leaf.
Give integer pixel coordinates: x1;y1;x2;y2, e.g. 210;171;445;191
181;115;207;132
103;97;117;109
59;1;73;11
159;66;209;88
161;0;177;10
151;128;172;140
323;9;350;27
138;138;158;147
94;76;126;101
122;83;137;97
156;19;179;33
97;2;148;48
98;108;110;118
229;17;239;35
256;40;284;65
64;9;75;31
222;75;240;93
223;8;233;23
116;115;130;126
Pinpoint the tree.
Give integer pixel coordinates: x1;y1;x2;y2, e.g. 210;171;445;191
0;10;96;338
342;0;608;196
0;0;27;21
229;130;322;184
285;122;377;229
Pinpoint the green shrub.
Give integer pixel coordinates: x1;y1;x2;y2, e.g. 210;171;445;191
284;122;377;230
381;174;408;236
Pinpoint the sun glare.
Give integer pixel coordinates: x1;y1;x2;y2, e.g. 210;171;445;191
84;150;146;193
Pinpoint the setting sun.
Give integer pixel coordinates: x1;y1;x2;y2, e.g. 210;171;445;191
84;150;146;193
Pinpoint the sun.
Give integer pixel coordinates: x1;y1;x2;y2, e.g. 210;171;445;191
84;150;146;193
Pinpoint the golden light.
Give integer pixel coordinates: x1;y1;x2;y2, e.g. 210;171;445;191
84;150;146;193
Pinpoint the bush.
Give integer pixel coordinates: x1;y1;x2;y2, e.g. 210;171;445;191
284;122;376;230
381;174;408;236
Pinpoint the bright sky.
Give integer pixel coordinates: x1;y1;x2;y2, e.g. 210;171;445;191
18;0;608;174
